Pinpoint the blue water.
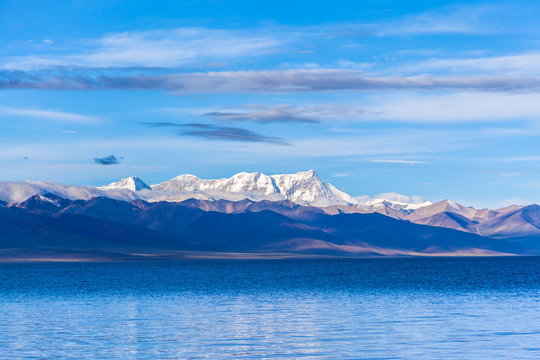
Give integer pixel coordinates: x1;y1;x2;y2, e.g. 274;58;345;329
1;258;539;359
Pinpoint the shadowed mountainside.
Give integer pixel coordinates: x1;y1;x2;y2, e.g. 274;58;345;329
1;194;538;261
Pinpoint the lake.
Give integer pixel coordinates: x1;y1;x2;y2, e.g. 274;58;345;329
1;257;539;359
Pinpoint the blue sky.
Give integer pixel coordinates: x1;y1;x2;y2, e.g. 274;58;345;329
1;0;540;208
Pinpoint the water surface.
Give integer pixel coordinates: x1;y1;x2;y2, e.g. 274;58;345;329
1;257;539;359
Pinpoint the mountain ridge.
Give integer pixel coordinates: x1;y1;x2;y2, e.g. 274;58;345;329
0;170;431;210
2;171;538;240
2;193;532;261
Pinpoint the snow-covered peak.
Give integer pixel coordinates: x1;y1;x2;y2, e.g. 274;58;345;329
355;193;432;211
362;198;432;211
100;176;151;192
150;170;353;206
445;199;461;210
271;170;350;205
0;171;437;211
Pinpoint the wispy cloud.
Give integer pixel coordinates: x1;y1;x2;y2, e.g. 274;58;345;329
407;52;540;76
2;4;526;72
144;121;289;145
205;104;319;124
4;69;540;93
366;92;540;123
177;92;540;125
332;172;350;178
371;160;428;165
143;121;183;128
379;3;504;36
181;123;289;145
93;155;120;165
498;172;523;177
0;106;101;123
2;28;282;70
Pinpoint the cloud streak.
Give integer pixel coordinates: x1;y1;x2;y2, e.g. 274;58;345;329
407;53;540;76
144;122;289;145
380;3;504;36
205;105;319;123
4;69;540;93
175;91;540;125
371;160;428;165
3;4;527;72
0;106;101;123
2;28;281;70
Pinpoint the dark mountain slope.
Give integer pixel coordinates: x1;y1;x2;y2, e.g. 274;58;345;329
1;195;537;260
302;212;514;253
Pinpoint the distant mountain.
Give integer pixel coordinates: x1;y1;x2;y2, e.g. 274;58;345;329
150;170;357;206
0;171;428;209
478;204;540;238
100;176;151;191
360;197;433;211
0;180;136;203
1;194;537;261
3;171;540;243
401;200;540;238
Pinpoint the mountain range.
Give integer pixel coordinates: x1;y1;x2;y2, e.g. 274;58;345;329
0;170;430;208
0;170;538;260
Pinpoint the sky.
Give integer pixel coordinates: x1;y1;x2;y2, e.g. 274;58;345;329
1;0;540;208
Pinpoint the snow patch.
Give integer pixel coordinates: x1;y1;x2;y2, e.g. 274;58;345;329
37;195;61;207
447;199;460;210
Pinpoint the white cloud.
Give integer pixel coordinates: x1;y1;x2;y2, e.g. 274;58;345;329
409;53;540;76
497;172;523;177
371;160;428;165
372;192;429;205
3;27;282;70
331;173;350;178
378;2;539;36
380;5;490;35
369;92;540;123
178;91;540;125
0;106;101;123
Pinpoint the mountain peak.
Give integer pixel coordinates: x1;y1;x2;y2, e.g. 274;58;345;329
441;199;465;210
100;176;151;192
296;169;317;177
150;170;351;206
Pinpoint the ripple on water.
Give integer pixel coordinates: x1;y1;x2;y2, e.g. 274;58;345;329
0;257;539;359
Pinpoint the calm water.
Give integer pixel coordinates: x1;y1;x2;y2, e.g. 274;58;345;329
0;258;539;359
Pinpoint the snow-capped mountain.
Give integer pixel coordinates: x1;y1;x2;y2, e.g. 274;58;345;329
151;170;357;206
3;172;540;243
361;198;432;211
100;176;151;192
0;170;429;210
0;180;136;203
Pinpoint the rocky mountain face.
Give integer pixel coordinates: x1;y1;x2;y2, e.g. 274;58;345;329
99;176;151;192
400;200;540;238
1;171;539;242
149;170;357;206
1;194;532;261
